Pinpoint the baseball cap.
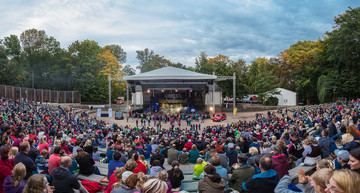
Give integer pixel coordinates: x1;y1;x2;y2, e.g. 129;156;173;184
334;149;350;161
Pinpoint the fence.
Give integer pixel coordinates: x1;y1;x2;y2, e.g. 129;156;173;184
0;85;81;103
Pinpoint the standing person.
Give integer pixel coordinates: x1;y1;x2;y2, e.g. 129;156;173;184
271;146;289;179
48;146;61;175
167;161;184;191
167;144;178;165
242;157;279;193
14;141;37;180
0;146;13;193
51;156;81;193
229;154;255;192
3;162;26;193
198;165;226;193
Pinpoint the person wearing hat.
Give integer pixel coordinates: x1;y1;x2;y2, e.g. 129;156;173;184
349;147;360;173
334;149;350;170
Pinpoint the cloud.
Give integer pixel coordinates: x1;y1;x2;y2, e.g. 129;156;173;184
0;0;358;68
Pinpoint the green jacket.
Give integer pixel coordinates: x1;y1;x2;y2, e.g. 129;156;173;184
229;164;255;192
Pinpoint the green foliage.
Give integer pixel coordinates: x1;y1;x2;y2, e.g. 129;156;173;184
136;48;172;73
264;96;279;106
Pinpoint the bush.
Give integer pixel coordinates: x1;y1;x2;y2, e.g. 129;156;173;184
264;96;278;106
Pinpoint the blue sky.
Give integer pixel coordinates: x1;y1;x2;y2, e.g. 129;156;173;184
1;0;359;69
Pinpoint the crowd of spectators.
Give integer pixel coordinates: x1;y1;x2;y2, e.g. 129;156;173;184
1;98;360;193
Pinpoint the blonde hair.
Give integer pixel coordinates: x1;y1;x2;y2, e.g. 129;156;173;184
158;170;168;181
316;159;332;170
141;178;168;193
23;174;46;193
9;147;19;157
341;133;354;144
310;168;333;188
54;139;61;146
12;162;26;187
39;136;47;144
84;139;92;147
249;147;259;155
331;169;360;193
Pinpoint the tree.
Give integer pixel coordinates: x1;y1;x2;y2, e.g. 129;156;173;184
248;58;279;94
319;7;360;99
136;48;172;73
103;44;127;64
122;65;136;76
195;52;214;74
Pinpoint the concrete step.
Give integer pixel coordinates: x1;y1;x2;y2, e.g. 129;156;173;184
183;181;198;193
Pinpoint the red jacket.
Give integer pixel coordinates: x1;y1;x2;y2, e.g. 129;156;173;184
184;142;193;152
81;180;102;193
105;170;117;193
0;159;13;193
49;153;61;175
132;160;148;174
271;154;289;179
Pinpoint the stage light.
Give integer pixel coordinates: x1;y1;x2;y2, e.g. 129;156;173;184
161;90;164;92
210;106;214;112
175;89;178;92
147;89;150;93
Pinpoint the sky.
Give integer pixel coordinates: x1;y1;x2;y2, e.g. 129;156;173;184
1;0;359;70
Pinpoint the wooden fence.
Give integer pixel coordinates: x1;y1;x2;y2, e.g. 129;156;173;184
0;85;81;103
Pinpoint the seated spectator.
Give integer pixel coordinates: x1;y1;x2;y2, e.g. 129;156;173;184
27;139;39;162
132;153;148;174
143;146;151;159
14;141;37;180
325;169;360;193
107;151;125;179
276;140;289;158
334;150;350;170
341;133;360;151
297;136;321;166
288;132;304;161
105;167;126;193
318;129;331;158
22;174;53;193
198;164;226;193
260;142;272;155
193;158;205;180
36;149;49;174
0;146;13;193
179;148;189;164
141;178;168;193
225;143;237;167
184;140;194;152
92;146;100;161
211;155;227;180
275;168;333;193
214;141;223;153
9;147;19;161
247;147;261;167
167;144;178;165
349;147;360;173
158;171;172;193
208;149;231;172
271;146;289;179
111;173;140;193
51;156;81;193
83;139;93;155
242;157;278;193
3;162;26;193
167;161;184;191
75;148;100;175
189;145;200;164
139;155;149;169
229;154;255;192
316;159;333;170
150;148;164;168
149;159;164;177
49;146;61;175
249;137;260;151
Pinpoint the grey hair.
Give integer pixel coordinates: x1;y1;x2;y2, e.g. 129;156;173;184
141;178;168;193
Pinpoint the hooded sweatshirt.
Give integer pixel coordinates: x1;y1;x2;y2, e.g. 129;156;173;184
51;166;80;193
3;175;25;193
272;154;289;179
198;176;226;193
149;166;164;177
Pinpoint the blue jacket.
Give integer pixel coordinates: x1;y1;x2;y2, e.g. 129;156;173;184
108;160;125;179
242;169;278;193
